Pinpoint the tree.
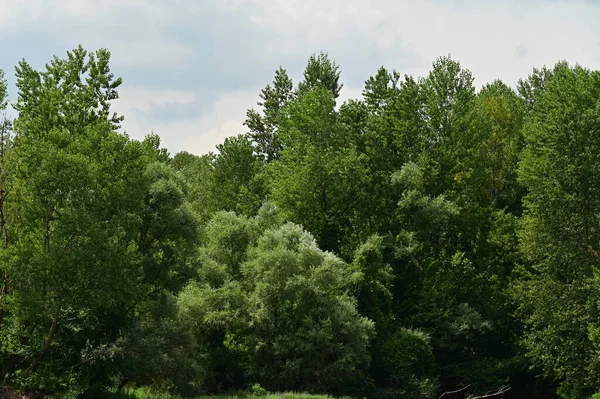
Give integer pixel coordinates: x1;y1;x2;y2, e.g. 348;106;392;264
13;45;123;137
242;222;373;393
420;55;475;195
179;209;374;395
171;150;216;225
460;80;525;212
517;62;566;114
376;328;436;399
210;134;266;217
245;67;294;161
514;62;600;399
350;235;393;331
345;72;426;238
297;52;343;100
0;119;149;393
0;68;10;245
362;67;400;114
0;48;137;390
0;69;11;330
269;87;367;255
137;159;200;293
0;47;199;397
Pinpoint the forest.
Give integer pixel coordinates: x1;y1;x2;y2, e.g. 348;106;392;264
0;46;599;399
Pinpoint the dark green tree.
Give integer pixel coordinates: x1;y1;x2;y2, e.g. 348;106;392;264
0;47;199;397
171;150;216;225
513;63;600;399
269;87;367;255
420;55;475;195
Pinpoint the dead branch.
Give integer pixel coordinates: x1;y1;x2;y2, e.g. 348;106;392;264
468;385;511;399
438;384;471;399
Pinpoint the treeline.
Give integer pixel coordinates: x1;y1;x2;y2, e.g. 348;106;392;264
0;46;599;399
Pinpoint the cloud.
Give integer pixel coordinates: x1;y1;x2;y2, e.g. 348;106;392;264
114;86;197;116
109;41;197;70
516;46;529;58
239;0;600;87
338;84;364;105
115;86;261;155
2;0;600;155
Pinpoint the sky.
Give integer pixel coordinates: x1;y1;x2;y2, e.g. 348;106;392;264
1;0;600;155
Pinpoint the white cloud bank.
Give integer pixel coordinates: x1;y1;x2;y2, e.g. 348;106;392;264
115;87;261;155
1;0;600;155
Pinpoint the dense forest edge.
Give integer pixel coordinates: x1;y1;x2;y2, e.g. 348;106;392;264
0;46;598;399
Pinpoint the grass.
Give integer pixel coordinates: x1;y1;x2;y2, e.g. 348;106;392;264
0;385;352;399
118;386;351;399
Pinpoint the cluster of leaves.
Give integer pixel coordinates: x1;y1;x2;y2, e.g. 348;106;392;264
0;45;599;399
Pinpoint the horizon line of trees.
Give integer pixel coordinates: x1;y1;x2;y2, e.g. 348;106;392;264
0;46;599;399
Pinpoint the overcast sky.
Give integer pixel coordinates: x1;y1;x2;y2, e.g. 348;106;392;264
1;0;599;155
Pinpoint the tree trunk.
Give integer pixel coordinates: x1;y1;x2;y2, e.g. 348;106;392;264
0;275;7;326
0;114;8;248
0;186;7;247
116;377;130;393
0;354;19;379
0;324;36;379
22;318;58;378
0;115;8;328
43;213;50;252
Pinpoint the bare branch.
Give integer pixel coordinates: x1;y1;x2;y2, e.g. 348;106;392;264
468;385;511;399
438;384;471;399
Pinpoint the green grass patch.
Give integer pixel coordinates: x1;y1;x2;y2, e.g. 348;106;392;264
116;386;351;399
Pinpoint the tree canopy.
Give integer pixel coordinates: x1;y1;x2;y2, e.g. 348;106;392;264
0;47;598;399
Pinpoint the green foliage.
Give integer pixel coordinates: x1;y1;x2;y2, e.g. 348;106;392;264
2;46;598;399
362;67;400;114
269;87;368;255
245;67;294;161
375;328;436;399
211;135;267;216
461;80;525;211
297;53;343;100
0;68;10;250
513;62;600;398
242;223;373;393
139;161;200;292
0;68;7;110
420;55;475;195
179;210;373;395
251;383;267;396
0;47;199;397
171;136;266;222
115;386;352;399
170;151;215;224
13;45;123;136
350;235;393;329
